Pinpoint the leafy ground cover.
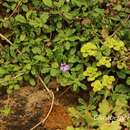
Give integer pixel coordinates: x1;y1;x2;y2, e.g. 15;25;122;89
0;0;130;130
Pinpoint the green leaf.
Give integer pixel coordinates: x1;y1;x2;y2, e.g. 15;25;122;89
50;69;59;76
115;84;130;93
51;62;59;68
53;0;64;7
14;84;20;90
59;76;72;86
0;68;7;77
71;65;83;72
65;42;71;50
24;64;32;71
80;83;87;90
126;77;130;85
73;84;79;91
33;55;46;62
66;126;75;130
32;47;41;54
40;13;49;24
9;85;14;90
67;126;86;130
22;4;28;12
71;0;86;7
114;5;122;11
100;121;121;130
0;106;12;116
29;19;43;28
44;75;51;84
41;67;50;74
7;89;13;94
42;0;52;7
20;33;26;41
68;107;80;118
117;71;126;79
98;99;110;115
29;78;36;86
68;56;79;63
122;69;130;74
15;15;26;23
24;74;30;81
31;68;38;75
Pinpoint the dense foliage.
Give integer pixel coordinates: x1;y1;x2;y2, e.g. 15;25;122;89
0;0;130;129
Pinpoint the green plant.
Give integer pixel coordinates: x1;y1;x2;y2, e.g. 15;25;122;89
68;84;130;130
0;0;129;92
0;106;12;116
0;1;130;130
81;37;128;92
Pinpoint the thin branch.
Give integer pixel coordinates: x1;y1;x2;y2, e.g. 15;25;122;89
0;33;21;54
6;0;23;19
111;15;130;37
0;72;24;84
13;72;24;79
38;76;53;98
0;33;13;45
58;86;71;97
30;76;55;130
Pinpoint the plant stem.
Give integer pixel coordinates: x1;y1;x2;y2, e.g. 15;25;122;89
0;33;13;45
30;76;54;130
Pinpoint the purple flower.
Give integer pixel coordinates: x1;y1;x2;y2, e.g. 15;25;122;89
60;63;70;72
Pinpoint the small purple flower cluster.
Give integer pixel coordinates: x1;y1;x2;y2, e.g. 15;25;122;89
60;63;70;72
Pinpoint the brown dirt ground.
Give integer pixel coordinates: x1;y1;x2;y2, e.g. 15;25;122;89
41;102;72;130
0;85;89;130
0;86;49;130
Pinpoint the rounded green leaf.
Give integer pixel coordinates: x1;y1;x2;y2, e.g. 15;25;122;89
15;15;26;23
29;78;36;86
126;77;130;85
42;0;52;7
0;68;7;77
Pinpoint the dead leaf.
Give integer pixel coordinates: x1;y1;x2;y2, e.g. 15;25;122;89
81;18;91;25
101;26;109;39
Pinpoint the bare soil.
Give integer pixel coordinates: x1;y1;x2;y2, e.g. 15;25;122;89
0;86;49;130
41;102;72;130
0;85;87;130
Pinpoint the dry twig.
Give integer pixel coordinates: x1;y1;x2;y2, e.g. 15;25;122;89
111;15;130;37
0;33;13;45
6;0;23;19
0;33;21;53
30;76;55;130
